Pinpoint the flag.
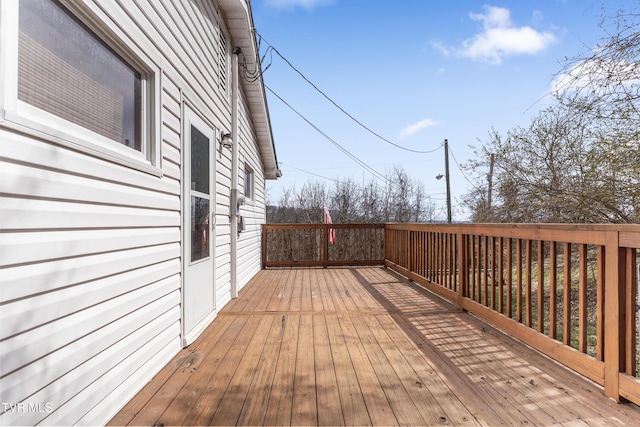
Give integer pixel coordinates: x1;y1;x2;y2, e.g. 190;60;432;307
323;203;337;244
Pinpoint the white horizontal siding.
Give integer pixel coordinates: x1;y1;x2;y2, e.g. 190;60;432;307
0;0;273;425
0;286;180;426
235;92;267;290
0;197;179;230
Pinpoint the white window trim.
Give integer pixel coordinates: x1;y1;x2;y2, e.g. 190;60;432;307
0;0;162;176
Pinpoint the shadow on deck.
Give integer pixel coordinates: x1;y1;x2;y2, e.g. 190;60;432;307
110;267;640;426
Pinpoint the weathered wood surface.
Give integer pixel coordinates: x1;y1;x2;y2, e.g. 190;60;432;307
110;267;640;426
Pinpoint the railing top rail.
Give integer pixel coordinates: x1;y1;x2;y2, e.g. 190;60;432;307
384;223;640;246
384;222;640;232
264;223;385;229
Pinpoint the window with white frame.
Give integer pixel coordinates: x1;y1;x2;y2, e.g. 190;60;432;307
0;0;160;173
244;163;254;201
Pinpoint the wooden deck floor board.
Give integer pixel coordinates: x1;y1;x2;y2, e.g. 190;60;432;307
110;267;640;426
334;312;399;426
235;315;282;426
262;314;299;426
312;314;344;426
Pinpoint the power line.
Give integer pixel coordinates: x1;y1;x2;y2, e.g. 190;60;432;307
253;30;442;154
265;84;395;188
279;162;343;184
448;144;483;192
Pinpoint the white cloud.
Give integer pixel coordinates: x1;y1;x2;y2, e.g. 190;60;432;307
399;118;439;139
551;58;639;98
434;5;557;65
265;0;335;11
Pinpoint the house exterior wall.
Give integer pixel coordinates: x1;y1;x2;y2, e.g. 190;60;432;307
0;0;272;425
237;97;268;290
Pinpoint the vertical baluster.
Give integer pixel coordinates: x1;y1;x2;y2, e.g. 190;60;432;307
506;238;513;319
498;237;504;314
526;239;532;327
483;235;489;306
579;244;588;354
550;242;557;339
625;248;636;375
563;242;572;346
596;245;605;361
538;240;545;334
517;239;523;323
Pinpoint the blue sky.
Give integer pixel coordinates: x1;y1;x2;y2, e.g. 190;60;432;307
251;0;633;220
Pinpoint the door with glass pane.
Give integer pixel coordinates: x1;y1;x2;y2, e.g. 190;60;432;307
182;106;215;345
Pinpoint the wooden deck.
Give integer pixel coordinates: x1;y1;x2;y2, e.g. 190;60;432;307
110;267;640;426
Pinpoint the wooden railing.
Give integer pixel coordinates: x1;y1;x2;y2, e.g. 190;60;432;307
262;223;385;267
386;223;639;405
262;222;639;405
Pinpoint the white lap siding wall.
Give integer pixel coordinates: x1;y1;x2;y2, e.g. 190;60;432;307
237;99;267;290
0;0;271;425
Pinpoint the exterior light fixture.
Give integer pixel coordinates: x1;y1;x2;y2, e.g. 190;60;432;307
220;132;233;149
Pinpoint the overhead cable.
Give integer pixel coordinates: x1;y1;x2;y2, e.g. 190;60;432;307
253;30;442;154
265;84;395;188
448;145;483;191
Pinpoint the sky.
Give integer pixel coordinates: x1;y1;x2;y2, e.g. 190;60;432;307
250;0;635;221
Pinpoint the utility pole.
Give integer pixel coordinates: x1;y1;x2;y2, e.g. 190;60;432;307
444;139;452;223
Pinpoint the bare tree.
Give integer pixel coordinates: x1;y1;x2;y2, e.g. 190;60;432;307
462;4;640;224
267;166;440;223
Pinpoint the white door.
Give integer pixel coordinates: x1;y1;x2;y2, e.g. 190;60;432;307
182;105;216;345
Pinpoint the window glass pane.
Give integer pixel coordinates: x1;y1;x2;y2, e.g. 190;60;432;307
190;125;210;194
191;196;210;262
18;0;141;150
244;166;253;199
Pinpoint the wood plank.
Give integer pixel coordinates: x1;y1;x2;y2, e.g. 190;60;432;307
179;315;262;426
364;314;452;426
331;313;391;425
262;314;300;426
207;315;276;425
235;315;283;425
291;314;317;425
312;315;344;426
265;268;289;312
372;314;481;426
346;321;426;427
313;268;335;312
124;314;244;426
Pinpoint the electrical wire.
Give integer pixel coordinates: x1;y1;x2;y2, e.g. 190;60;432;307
279;162;344;184
280;162;449;202
448;145;484;192
265;84;395;188
253;30;442;154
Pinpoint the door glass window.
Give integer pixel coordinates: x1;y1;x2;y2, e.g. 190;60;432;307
190;125;210;193
190;124;210;262
191;196;210;261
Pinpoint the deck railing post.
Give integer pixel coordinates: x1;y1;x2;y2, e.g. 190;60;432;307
457;231;467;310
323;224;329;268
408;228;413;274
261;225;266;268
603;230;624;402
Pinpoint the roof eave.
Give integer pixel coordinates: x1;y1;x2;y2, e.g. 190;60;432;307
217;0;280;180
